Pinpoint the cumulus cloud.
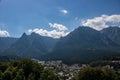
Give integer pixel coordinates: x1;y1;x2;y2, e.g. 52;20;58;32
60;9;68;14
0;29;10;37
49;23;68;31
82;14;120;30
28;23;69;38
28;28;69;38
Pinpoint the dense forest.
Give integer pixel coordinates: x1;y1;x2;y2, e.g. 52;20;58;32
0;58;58;80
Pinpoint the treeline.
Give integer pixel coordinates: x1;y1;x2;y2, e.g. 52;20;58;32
0;58;58;80
0;55;21;62
89;55;120;70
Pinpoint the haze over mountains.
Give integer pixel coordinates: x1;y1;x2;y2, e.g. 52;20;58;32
0;37;18;51
0;26;120;64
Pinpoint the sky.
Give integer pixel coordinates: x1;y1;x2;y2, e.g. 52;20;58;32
0;0;120;38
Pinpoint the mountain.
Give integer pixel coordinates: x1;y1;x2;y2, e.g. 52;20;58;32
1;26;120;64
55;26;117;49
101;27;120;45
0;37;18;51
3;32;58;58
43;26;120;64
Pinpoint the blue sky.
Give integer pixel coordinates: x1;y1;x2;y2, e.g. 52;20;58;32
0;0;120;38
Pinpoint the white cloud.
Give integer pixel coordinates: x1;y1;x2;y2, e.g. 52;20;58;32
49;23;68;31
60;9;68;14
0;29;10;37
28;23;69;38
82;14;120;30
28;28;69;38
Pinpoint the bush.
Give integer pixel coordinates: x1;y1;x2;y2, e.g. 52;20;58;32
73;66;119;80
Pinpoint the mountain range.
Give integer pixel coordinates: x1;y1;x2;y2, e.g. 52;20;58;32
0;26;120;64
2;32;58;58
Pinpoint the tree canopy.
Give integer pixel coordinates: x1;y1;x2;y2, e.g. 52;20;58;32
72;66;120;80
0;58;59;80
